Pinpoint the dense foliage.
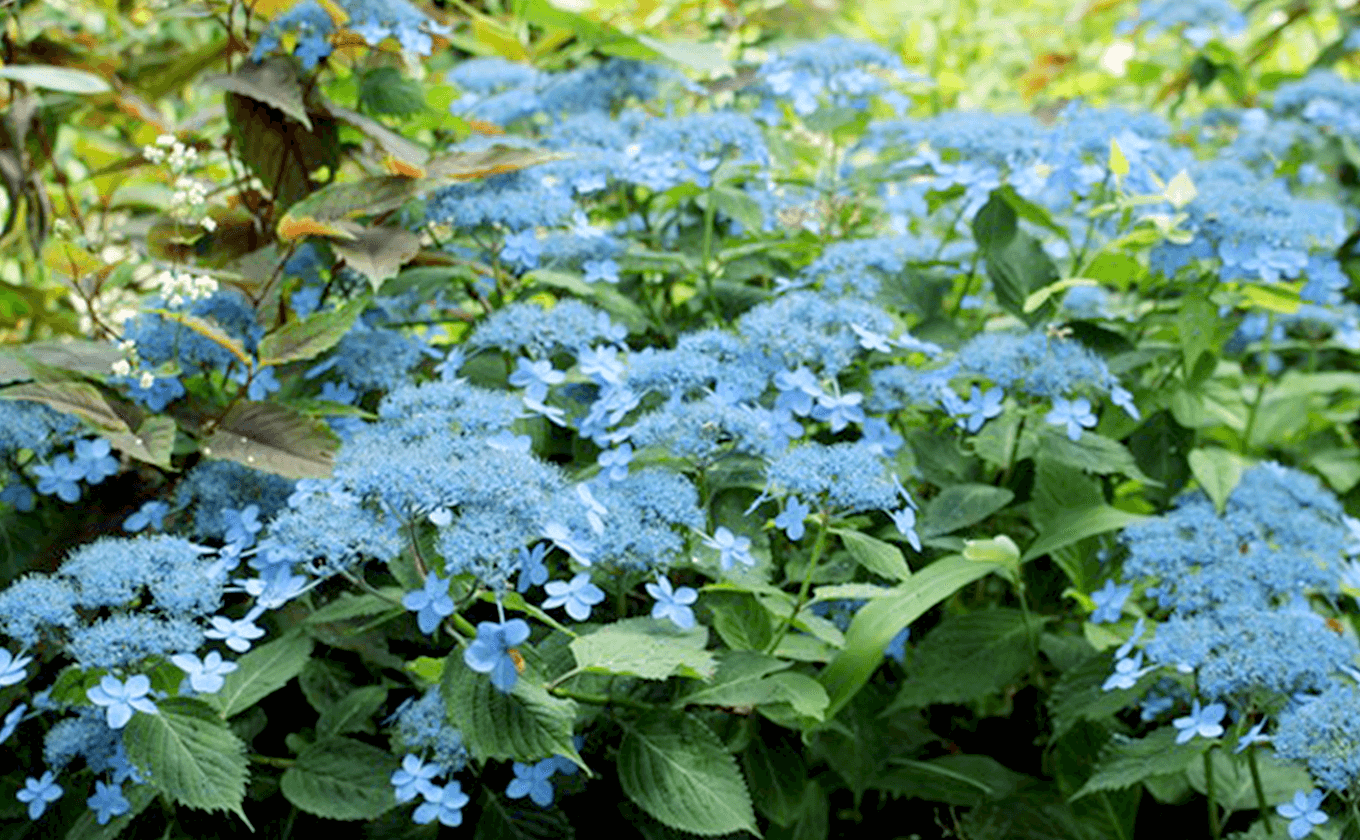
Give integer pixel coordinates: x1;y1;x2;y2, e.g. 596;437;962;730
3;0;1360;838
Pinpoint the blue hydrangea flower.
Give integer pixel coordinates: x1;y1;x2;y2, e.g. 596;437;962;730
646;575;698;629
33;455;83;503
391;754;442;803
1172;699;1226;744
87;780;130;825
1089;580;1132;624
170;651;238;694
506;757;558;806
1276;789;1328;839
72;438;119;484
1235;719;1269;754
774;497;810;541
542;572;605;621
464;619;531;693
86;674;157;729
16;770;62;820
123;500;170;532
508;358;565;403
516;544;549;593
204;614;266;653
403;573;455;635
413;781;470;827
704;527;755;571
0;648;32;687
955;386;1004;433
1046;397;1097;441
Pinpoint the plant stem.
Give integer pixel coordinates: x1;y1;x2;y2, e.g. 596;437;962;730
764;511;829;654
1240;313;1275;452
549;686;653;711
1246;746;1274;836
1205;747;1221;840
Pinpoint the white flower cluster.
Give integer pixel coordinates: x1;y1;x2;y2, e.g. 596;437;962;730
109;339;155;388
143;135;216;231
153;268;218;309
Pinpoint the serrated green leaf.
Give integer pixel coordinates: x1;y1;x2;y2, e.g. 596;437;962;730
202;401;338;479
741;737;806;827
106;415;177;469
1072;729;1205;800
473;788;577;840
569;617;716;681
678;651;828;720
920;484;1015;538
1037;427;1154;483
886;609;1035;709
818;554;998;719
304;590;405;624
317;685;386;737
258;297;368;366
208;630;313;718
280;737;399;820
619;712;758;837
443;654;584;769
706;590;774;651
123;697;248;816
1048;652;1150;740
204;57;312;129
833;529;911;581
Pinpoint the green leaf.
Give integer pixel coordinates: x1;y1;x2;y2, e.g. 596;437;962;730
1022;505;1149;563
1187;447;1247;514
442;654;584;769
569;617;716;680
878;755;1028;807
741;737;807;827
833;528;912;581
1184;747;1311;813
276;176;418;240
920;484;1015;538
994;184;1069;239
619;712;759;837
886;609;1035;708
971;191;1017;251
1073;728;1206;799
280;737;399;820
1023;277;1098;314
357;66;426;118
706;590;774;651
818;554;998;719
1037;427;1154;483
0;340;123;383
0;64;110;93
331;226;423;292
1047;652;1149;740
474;788;577;840
208;630;313;718
106;415;177;469
225;89;339;211
0;380;131;432
258;297;368;366
304;590;405;624
204;56;312;129
633;35;733;76
203;401;339;479
123;697;249;816
679;651;828;720
317;685;386;737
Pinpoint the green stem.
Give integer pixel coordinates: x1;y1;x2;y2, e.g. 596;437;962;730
701;184;718;313
764;512;830;655
1240;313;1275;453
549;687;654;711
1205;748;1221;840
249;754;295;768
1246;746;1274;836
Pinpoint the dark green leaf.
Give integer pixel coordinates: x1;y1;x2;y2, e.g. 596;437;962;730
920;484;1015;538
1072;728;1205;799
473;789;577;840
203;401;339;479
569;617;715;681
123;697;249;817
280;737;399;820
741;736;806;827
887;609;1035;708
258;296;368;367
205;57;312;129
208;630;313;719
317;685;387;737
442;654;584;769
833;528;912;581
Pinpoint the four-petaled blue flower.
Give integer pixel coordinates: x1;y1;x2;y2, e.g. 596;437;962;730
0;648;32;687
598;444;633;481
170;650;239;694
506;757;559;806
1089;579;1132;624
517;544;550;593
543;572;606;621
955;386;1004;433
413;781;470;827
87;780;130;825
403;573;456;635
123;500;170;532
583;258;620;284
33;455;83;503
16;770;62;820
1172;699;1226;744
811;391;865;432
1276;788;1328;839
464;619;531;693
646;575;698;629
73;438;119;484
204;614;266;653
509;358;566;402
87;674;158;729
704;527;755;571
391;754;442;803
775;497;810;541
1235;719;1270;754
1046;397;1098;441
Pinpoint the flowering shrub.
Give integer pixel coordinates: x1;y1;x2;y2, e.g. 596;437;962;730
2;1;1360;838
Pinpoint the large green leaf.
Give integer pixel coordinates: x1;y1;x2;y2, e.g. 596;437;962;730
1048;652;1152;740
706;590;774;651
316;685;386;737
473;789;577;840
818;554;998;719
886;609;1036;709
877;755;1029;807
257;296;368;367
618;712;758;837
331;226;423;291
1036;428;1154;483
207;630;313;718
204;57;312;129
1022;505;1149;563
123;697;249;817
569;617;716;681
202;401;339;479
741;737;807;827
0;64;109;93
920;484;1015;538
0;380;132;432
442;653;584;769
105;415;177;469
1187;447;1247;514
280;737;399;820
